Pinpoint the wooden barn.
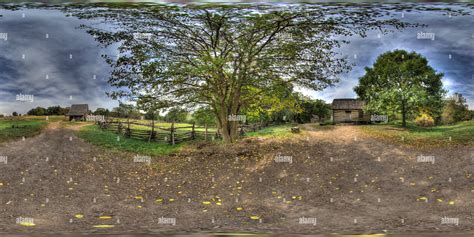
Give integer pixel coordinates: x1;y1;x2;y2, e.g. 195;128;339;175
67;104;89;121
331;99;370;124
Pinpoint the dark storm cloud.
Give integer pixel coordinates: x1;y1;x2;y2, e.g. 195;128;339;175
303;8;474;108
0;9;118;115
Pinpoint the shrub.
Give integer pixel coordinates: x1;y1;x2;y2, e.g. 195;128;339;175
415;112;435;127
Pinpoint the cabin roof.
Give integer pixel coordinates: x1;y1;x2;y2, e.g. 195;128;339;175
331;99;365;110
67;104;89;116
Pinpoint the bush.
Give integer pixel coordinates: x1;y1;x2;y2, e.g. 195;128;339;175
415;112;435;127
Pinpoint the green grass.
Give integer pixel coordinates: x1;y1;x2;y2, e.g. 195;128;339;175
244;124;297;138
0;119;48;142
77;125;183;156
359;120;474;147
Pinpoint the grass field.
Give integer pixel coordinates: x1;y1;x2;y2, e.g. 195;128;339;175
358;120;474;147
244;123;296;139
0;119;48;142
77;125;183;156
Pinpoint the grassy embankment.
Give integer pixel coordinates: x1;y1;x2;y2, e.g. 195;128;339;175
358;120;474;147
0;116;64;142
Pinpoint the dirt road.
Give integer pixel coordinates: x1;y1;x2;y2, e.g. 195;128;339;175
0;122;472;235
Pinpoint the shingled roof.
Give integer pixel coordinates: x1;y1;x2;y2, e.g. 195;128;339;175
331;99;365;110
67;104;89;116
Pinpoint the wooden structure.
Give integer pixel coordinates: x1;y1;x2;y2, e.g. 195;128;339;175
67;104;89;121
97;119;269;145
331;99;370;124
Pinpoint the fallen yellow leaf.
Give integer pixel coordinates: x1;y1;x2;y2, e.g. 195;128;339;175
250;215;260;220
19;222;36;227
93;224;114;228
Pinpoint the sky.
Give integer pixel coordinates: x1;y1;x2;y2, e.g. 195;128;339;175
0;4;473;115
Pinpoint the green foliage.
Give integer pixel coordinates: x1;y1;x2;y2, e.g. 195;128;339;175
27;106;68;116
110;102;142;119
46;106;68;115
27;107;46;116
12;112;18;116
354;50;446;127
442;93;471;124
93;108;111;116
164;108;189;123
192;107;216;126
294;95;331;123
242;86;300;124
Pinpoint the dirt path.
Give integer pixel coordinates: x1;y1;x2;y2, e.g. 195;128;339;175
0;122;472;235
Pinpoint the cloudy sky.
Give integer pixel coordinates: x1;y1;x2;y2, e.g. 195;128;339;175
0;4;473;115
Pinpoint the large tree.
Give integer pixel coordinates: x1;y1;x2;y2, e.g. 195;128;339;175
68;4;418;142
354;50;445;127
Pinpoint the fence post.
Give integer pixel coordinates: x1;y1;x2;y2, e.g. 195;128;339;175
170;121;175;145
205;123;208;141
148;116;155;143
191;122;196;140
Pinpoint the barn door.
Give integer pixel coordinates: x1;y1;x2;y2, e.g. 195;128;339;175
345;111;352;122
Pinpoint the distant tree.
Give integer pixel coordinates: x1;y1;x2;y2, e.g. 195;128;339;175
193;107;216;126
93;108;110;116
442;93;471;124
242;85;300;124
46;106;67;115
294;97;331;123
164;108;189;123
27;107;47;116
111;103;141;119
12;111;18;116
355;50;445;127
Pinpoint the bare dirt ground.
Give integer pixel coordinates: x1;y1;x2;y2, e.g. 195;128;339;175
0;122;472;235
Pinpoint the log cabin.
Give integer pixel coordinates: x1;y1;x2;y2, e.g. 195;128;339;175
331;99;370;124
67;104;89;121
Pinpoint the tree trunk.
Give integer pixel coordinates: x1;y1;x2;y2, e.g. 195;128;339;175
218;113;239;143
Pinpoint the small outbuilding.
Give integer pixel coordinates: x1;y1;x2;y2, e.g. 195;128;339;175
67;104;89;121
331;99;370;124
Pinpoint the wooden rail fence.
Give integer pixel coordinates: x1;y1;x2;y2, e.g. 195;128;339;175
97;119;268;145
